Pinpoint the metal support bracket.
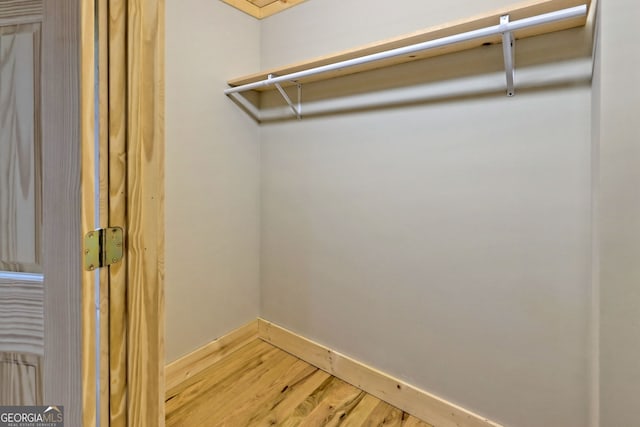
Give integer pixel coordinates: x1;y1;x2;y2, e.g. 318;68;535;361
269;74;302;119
500;15;516;97
84;227;124;271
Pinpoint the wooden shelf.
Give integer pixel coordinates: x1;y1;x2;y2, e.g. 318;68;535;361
227;0;591;91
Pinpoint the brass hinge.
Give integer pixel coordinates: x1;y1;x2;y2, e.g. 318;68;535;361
83;227;124;271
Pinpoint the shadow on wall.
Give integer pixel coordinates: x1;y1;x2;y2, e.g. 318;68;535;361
229;26;593;122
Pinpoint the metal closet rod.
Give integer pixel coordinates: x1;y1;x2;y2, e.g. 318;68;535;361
224;4;587;95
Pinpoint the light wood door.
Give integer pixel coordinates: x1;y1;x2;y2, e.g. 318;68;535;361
1;0;93;425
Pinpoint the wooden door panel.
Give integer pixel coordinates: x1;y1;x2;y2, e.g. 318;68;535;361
0;276;43;405
0;9;44;408
0;352;42;405
0;276;43;356
0;23;41;274
0;1;42;26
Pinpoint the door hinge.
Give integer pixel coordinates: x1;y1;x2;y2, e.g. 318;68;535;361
83;227;124;271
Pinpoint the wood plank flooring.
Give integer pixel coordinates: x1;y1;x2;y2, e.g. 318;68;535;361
166;339;433;427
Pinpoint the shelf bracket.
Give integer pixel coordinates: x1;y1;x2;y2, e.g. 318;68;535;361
269;74;302;119
500;15;516;97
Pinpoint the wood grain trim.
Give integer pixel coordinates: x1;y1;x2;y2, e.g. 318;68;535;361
219;0;306;19
125;0;165;425
165;320;259;395
0;0;42;25
0;279;44;356
80;0;97;426
220;0;260;19
106;0;128;425
257;319;504;427
96;1;110;425
228;0;591;88
41;0;82;425
258;0;306;18
247;0;278;8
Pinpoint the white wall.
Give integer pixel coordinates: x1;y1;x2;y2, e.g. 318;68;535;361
595;0;640;425
165;0;261;363
260;1;593;426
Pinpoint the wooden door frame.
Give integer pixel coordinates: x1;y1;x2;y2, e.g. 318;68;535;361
106;0;166;424
40;0;165;425
91;1;166;426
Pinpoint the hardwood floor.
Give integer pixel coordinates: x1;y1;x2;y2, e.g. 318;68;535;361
165;339;433;427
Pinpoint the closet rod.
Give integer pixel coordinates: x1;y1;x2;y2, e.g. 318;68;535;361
224;4;587;95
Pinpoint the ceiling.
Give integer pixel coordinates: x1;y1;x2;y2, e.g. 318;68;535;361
220;0;307;19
